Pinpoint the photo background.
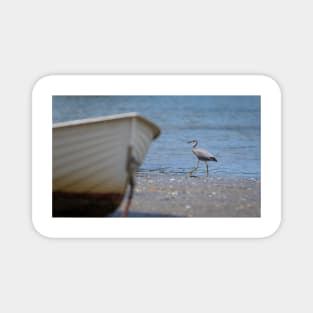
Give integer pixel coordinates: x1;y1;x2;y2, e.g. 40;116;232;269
1;1;311;312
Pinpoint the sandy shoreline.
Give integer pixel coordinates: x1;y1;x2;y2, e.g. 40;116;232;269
113;173;260;217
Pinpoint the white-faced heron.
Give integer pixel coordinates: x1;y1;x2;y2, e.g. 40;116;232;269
187;140;217;176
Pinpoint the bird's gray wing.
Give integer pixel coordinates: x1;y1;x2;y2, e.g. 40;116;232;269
193;148;216;160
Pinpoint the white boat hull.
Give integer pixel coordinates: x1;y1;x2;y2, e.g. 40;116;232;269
53;113;160;217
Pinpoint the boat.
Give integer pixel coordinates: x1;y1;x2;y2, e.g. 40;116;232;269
53;112;161;217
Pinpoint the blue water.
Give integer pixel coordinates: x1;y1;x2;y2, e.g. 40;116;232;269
53;96;260;178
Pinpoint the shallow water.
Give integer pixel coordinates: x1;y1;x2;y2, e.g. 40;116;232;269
53;96;260;178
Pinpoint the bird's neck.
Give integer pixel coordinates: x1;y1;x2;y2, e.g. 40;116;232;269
192;141;198;148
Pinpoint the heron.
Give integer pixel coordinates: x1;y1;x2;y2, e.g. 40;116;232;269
187;140;217;176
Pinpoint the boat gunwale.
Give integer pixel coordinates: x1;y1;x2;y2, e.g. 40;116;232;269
53;112;161;139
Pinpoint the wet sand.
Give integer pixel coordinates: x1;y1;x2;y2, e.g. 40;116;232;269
113;173;260;217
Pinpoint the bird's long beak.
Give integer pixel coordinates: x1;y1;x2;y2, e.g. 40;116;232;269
187;141;193;143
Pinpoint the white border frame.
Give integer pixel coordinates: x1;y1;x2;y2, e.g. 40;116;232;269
32;75;281;238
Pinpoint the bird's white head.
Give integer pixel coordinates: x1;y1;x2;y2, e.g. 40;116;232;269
187;139;198;148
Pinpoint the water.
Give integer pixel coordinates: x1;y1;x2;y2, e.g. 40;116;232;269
53;96;260;178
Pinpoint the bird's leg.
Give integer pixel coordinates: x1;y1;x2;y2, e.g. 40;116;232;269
189;160;199;176
205;162;208;177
